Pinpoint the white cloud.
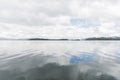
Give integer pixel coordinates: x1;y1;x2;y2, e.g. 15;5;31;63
0;0;120;38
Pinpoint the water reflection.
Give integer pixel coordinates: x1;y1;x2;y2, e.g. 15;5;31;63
0;63;117;80
70;52;95;63
0;41;120;80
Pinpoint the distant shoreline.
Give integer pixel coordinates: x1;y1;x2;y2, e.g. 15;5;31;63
1;37;120;41
1;39;120;41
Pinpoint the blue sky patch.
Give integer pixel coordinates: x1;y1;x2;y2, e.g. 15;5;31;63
70;18;100;28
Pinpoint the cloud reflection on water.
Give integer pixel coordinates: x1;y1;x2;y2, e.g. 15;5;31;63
0;41;120;80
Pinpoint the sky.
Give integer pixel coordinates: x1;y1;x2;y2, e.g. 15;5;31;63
0;0;120;39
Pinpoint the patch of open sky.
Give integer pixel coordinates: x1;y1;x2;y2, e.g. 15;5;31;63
70;18;100;28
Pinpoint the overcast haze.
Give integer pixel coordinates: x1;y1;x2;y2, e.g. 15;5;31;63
0;0;120;39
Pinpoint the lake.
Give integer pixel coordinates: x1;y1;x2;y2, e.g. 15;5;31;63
0;41;120;80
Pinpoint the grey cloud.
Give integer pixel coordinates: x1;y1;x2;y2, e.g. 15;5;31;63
0;0;71;26
0;0;120;38
0;0;118;26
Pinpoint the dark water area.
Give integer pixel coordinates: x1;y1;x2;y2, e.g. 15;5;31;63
0;41;120;80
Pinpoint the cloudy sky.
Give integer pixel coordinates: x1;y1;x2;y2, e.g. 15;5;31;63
0;0;120;39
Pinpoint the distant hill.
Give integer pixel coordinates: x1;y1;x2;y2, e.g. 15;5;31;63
0;38;68;40
85;37;120;40
0;37;120;41
26;37;120;41
28;38;79;41
29;38;49;40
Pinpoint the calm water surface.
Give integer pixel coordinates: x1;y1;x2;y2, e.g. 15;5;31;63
0;41;120;80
